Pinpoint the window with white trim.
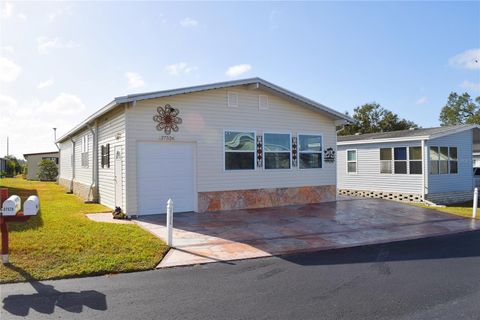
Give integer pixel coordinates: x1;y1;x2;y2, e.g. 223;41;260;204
430;146;458;175
264;133;291;169
224;131;255;170
298;134;322;169
394;147;407;174
409;147;422;174
346;150;357;174
81;135;89;168
380;148;392;174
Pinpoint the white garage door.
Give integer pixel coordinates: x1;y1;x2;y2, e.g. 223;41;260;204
137;142;195;215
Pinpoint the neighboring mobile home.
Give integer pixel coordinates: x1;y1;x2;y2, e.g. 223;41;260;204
56;78;352;216
337;125;480;204
23;151;60;180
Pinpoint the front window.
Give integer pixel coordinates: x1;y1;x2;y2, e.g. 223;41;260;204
264;133;291;169
429;146;458;175
409;147;422;174
347;150;357;174
439;147;449;174
450;147;458;174
299;134;322;169
394;147;407;174
224;131;255;170
380;148;392;174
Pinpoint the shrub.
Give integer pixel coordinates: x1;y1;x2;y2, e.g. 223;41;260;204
38;159;58;181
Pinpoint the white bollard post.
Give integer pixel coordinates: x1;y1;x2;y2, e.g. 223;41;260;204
166;198;173;246
473;188;478;219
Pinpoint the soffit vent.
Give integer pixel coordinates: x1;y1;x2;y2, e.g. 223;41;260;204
227;92;238;107
259;95;269;110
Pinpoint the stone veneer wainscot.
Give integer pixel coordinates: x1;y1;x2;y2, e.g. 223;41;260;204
198;185;336;213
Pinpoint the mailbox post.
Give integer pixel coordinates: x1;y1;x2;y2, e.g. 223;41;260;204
0;188;39;264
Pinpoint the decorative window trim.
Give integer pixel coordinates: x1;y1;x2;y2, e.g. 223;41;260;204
263;132;292;170
259;95;269;110
346;149;357;174
101;144;110;169
227;92;238;108
256;135;263;168
298;133;323;170
223;129;256;171
292;136;298;167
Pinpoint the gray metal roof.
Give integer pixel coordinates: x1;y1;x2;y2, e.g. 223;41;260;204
57;77;352;143
337;124;479;143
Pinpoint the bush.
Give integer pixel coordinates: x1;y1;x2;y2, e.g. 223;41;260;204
38;159;58;181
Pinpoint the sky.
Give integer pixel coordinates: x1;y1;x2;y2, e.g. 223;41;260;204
1;1;479;158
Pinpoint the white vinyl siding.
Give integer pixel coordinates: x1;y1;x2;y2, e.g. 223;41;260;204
72;128;93;185
337;141;424;194
97;108;126;210
427;130;473;194
125;87;338;215
59;141;72;180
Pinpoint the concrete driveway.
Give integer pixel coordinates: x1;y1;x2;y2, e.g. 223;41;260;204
134;199;479;268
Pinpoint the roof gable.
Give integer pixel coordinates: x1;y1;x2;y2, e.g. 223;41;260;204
57;78;352;143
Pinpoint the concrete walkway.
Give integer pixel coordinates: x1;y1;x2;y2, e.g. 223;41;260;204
133;199;479;268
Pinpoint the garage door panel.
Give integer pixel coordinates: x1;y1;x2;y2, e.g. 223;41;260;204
137;142;195;215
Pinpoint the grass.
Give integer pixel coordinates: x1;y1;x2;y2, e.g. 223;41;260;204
418;201;478;219
0;178;168;283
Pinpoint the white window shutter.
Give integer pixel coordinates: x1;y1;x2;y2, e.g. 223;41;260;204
227;92;238;107
259;95;269;110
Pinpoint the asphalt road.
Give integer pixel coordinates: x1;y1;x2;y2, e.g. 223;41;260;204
2;231;480;320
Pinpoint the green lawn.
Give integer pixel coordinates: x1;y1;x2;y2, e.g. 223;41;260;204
0;178;168;283
421;201;478;219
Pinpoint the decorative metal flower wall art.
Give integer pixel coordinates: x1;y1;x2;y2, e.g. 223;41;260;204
153;104;182;135
292;136;298;167
256;136;263;168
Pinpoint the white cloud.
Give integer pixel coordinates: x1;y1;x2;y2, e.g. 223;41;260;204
37;37;78;54
125;72;145;88
180;17;198;28
37;93;86;115
225;64;252;78
449;48;480;70
0;94;18;109
37;79;54;89
165;62;198;76
415;96;428;105
1;45;14;54
1;2;13;19
48;6;72;22
0;56;21;82
17;13;27;21
460;80;480;92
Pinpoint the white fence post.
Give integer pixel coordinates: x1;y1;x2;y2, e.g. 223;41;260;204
473;188;478;219
166;198;173;246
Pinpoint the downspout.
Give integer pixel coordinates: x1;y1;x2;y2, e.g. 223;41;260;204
69;137;75;192
87;123;98;202
421;139;426;202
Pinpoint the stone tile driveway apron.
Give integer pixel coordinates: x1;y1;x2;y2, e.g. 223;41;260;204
133;199;479;268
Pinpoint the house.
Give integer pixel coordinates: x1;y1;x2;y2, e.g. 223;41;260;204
23;151;60;180
56;78;352;215
337;125;480;204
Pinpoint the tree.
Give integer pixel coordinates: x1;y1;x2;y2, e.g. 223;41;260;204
38;159;58;181
439;92;480;126
4;155;22;176
339;103;418;136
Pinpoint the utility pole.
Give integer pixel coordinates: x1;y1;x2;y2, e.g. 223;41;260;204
6;136;9;156
53;128;60;150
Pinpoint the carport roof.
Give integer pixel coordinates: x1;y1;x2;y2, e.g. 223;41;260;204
337;124;480;145
57;77;353;143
